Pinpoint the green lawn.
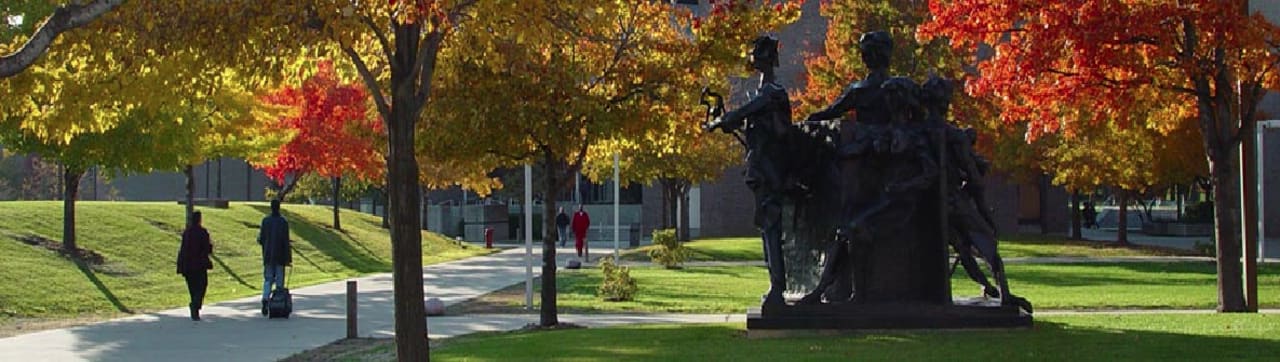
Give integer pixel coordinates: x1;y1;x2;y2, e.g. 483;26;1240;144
619;237;763;262
0;201;490;328
476;262;1280;313
619;234;1194;263
331;314;1280;361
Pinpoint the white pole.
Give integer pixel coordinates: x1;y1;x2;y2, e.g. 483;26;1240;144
1259;120;1279;262
1259;123;1266;263
613;152;621;259
524;164;533;310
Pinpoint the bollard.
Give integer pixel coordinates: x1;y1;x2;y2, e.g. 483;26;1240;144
346;280;357;339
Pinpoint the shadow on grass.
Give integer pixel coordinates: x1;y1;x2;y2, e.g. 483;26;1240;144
248;205;388;274
1007;262;1280;287
291;244;330;274
210;254;255;289
338;229;387;265
72;259;132;314
431;319;1280;361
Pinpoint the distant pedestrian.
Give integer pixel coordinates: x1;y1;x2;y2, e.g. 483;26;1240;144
176;211;213;321
258;199;292;316
556;207;571;247
571;205;591;258
1083;201;1099;229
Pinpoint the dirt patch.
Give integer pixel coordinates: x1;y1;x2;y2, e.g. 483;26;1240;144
280;338;395;362
443;281;532;315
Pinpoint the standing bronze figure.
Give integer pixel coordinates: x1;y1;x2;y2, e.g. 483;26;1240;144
704;36;794;307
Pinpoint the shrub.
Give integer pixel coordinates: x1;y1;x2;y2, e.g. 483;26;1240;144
1184;201;1214;224
647;228;691;269
597;256;637;301
1193;239;1217;258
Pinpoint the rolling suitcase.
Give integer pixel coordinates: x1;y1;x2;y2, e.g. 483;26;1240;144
267;267;292;319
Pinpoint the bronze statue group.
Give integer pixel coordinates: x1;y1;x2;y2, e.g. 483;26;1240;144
704;32;1032;314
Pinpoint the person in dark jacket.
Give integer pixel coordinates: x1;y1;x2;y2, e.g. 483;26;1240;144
176;211;213;321
555;207;570;247
258;199;292;316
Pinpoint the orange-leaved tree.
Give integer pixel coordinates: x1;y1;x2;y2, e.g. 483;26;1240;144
255;61;384;231
920;0;1280;312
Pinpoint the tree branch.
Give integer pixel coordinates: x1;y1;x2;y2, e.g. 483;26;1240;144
0;0;125;78
361;14;395;73
411;0;477;103
343;46;393;122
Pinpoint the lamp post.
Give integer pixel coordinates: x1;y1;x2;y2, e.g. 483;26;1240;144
524;164;533;310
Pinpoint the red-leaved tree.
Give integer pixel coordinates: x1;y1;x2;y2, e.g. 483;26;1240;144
920;0;1280;312
257;61;384;231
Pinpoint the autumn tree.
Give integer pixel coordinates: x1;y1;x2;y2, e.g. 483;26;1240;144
424;0;798;327
582;101;742;241
921;0;1280;312
0;0;125;78
794;0;995;125
256;61;384;231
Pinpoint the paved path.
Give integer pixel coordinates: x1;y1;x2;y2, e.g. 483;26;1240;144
2;234;1273;362
1080;228;1280;259
0;245;583;362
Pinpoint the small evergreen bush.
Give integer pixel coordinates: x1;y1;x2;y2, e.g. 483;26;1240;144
647;228;691;269
597;256;637;301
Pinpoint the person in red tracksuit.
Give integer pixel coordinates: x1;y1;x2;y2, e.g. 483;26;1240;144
571;205;591;258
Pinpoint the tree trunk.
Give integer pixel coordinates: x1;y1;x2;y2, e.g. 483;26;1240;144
246;162;253;201
540;154;561;327
1039;174;1051;234
1070;191;1082;240
62;167;84;253
333;176;342;231
1117;190;1129;245
1211;149;1246;312
678;183;691;241
659;178;671;229
387;97;427;359
381;189;390;229
184;165;195;225
1188;41;1246;312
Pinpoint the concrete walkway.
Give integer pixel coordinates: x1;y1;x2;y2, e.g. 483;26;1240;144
0;245;586;362
1;234;1273;362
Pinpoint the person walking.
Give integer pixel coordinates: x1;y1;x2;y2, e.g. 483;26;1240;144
571;205;591;258
176;211;213;321
258;199;292;316
1083;201;1099;229
556;207;571;247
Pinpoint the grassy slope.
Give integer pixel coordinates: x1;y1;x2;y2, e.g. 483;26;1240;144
424;314;1280;361
468;262;1280;313
0;201;489;323
620;234;1194;262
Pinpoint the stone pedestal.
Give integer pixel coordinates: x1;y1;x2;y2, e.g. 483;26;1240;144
746;298;1031;337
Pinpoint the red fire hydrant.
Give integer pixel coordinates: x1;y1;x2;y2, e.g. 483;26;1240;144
484;227;494;249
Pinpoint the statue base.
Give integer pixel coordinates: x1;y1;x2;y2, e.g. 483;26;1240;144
746;297;1031;337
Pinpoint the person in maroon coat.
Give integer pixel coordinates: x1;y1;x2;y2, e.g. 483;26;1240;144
571;205;591;258
176;211;213;321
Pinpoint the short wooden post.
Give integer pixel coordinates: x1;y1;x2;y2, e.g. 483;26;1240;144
346;280;357;339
